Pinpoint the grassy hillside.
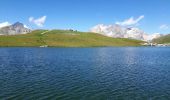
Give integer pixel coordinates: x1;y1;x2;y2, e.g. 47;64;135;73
152;34;170;44
0;30;143;47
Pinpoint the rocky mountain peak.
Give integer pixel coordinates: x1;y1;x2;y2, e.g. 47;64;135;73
90;24;162;41
12;22;24;28
0;22;31;35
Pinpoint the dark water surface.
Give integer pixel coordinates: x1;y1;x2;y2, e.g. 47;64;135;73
0;47;170;100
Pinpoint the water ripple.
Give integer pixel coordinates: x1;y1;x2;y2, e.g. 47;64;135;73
0;47;170;100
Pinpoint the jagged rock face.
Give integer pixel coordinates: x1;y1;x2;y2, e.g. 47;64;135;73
0;22;31;35
125;28;146;40
90;24;162;41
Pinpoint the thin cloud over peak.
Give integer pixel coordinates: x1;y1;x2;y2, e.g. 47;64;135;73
24;25;29;29
29;16;47;27
116;15;144;26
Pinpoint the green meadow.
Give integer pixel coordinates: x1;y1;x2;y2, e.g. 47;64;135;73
0;30;143;47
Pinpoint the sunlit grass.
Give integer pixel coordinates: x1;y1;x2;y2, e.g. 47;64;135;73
0;30;143;47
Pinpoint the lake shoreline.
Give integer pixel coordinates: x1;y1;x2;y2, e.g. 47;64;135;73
0;45;144;48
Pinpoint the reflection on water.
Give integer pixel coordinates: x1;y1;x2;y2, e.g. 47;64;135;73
0;47;170;100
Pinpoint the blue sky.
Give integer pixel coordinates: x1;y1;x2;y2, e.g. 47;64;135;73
0;0;170;34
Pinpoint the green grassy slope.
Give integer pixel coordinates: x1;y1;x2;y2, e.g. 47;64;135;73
0;30;143;47
152;34;170;44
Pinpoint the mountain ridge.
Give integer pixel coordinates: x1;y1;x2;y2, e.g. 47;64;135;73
0;22;31;35
90;24;163;41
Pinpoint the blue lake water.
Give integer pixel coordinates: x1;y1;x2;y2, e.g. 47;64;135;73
0;47;170;100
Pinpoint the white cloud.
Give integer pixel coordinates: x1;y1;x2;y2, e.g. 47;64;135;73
116;15;144;26
0;22;11;28
29;16;46;27
160;24;169;30
24;25;29;28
